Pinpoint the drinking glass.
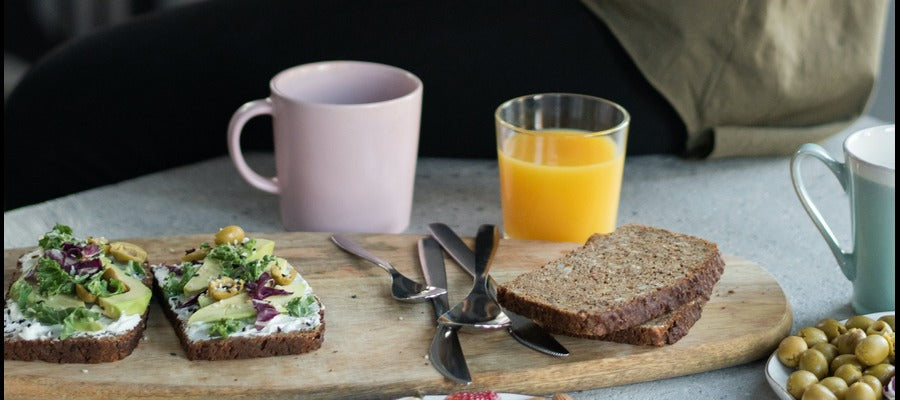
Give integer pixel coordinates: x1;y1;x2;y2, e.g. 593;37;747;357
495;93;630;242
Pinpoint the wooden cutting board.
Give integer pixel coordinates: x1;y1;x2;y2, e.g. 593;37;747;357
4;232;791;400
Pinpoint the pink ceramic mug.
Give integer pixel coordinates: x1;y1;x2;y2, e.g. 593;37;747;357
227;61;422;233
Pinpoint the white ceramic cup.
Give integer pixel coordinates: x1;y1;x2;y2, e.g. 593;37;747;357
790;124;895;313
227;61;422;233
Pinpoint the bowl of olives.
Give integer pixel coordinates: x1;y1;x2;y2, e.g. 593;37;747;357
766;312;895;400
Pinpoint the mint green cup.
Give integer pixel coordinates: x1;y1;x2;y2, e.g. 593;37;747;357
791;125;895;314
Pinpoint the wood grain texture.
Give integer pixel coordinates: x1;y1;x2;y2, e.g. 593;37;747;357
4;232;791;400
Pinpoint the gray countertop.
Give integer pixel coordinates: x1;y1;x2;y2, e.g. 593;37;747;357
3;116;892;399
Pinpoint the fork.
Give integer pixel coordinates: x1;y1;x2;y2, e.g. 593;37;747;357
330;234;446;303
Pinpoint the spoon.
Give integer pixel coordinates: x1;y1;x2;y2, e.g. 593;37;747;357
437;224;510;330
331;234;446;303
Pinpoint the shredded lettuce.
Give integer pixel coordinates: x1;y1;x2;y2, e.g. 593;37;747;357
38;224;77;250
36;258;75;296
59;308;102;339
10;280;33;309
163;262;199;298
285;296;316;318
208;319;244;337
83;273;126;298
126;260;146;278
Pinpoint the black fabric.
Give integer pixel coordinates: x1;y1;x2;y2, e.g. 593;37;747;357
3;0;685;210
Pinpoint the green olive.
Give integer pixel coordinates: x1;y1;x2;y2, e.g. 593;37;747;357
819;377;849;400
181;247;207;262
834;329;867;355
854;334;889;366
214;225;246;245
833;364;863;386
779;335;810;368
845;381;877;400
883;331;895;364
799;349;830;380
800;327;831;348
801;384;838;400
845;315;876;331
856;375;882;398
788;370;820;399
108;241;148;263
863;363;895;386
818;318;849;342
865;320;893;336
831;354;863;374
877;315;894;331
812;342;839;365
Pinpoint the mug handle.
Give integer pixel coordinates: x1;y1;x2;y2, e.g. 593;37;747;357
227;99;279;194
790;143;854;280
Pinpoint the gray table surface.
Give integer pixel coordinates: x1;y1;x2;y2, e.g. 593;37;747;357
3;116;893;399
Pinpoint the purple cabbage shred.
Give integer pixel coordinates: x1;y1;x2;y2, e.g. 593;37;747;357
246;272;292;300
252;299;280;330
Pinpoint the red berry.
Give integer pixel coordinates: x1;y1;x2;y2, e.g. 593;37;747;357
445;391;502;400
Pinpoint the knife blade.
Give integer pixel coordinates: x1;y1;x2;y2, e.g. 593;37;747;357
417;237;472;385
428;223;570;357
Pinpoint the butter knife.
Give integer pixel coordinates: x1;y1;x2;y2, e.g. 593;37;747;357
428;223;570;357
418;237;472;385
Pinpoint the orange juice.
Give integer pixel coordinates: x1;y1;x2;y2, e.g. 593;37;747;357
498;130;624;242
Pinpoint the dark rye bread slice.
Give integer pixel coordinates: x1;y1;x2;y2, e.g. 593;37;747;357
4;257;153;363
591;297;707;346
496;224;725;339
152;283;325;361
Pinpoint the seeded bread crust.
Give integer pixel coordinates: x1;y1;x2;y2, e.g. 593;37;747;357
152;283;325;361
496;224;725;339
591;297;707;346
3;258;152;363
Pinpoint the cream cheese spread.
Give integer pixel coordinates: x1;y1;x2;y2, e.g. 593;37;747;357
4;250;144;341
152;266;323;342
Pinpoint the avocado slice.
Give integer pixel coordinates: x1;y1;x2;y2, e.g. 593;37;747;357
183;258;222;295
266;282;309;312
44;294;86;310
248;238;275;261
182;238;276;295
97;265;152;319
188;293;255;324
9;280;86;310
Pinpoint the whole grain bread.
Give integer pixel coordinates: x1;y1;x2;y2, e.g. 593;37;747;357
496;224;725;339
4;258;153;363
152;283;325;361
592;297;707;346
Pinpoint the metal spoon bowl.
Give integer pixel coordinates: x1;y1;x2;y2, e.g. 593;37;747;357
331;234;446;303
437;225;510;330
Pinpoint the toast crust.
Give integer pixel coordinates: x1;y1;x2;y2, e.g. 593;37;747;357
497;224;725;339
591;297;707;346
152;283;325;361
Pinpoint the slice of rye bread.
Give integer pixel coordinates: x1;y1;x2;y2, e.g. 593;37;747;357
591;296;707;346
152;283;325;361
496;224;725;339
4;258;153;363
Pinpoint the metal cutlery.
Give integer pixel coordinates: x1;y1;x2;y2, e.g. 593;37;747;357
428;222;570;357
437;225;511;330
330;234;446;303
418;237;472;385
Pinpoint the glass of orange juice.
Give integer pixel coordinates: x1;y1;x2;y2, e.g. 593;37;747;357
495;93;630;242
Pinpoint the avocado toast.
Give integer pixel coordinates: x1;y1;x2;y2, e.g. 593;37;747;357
151;226;324;360
4;224;153;363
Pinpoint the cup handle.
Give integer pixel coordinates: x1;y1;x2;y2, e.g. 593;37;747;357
790;143;854;280
227;99;279;194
